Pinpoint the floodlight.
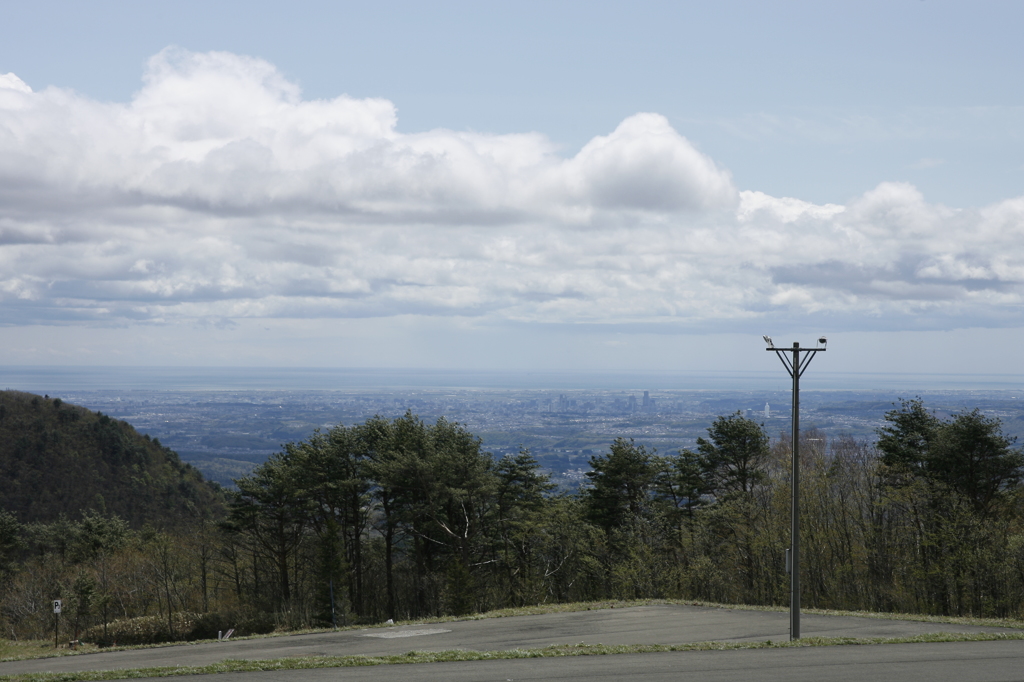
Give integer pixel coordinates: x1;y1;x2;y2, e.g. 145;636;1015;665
818;336;827;346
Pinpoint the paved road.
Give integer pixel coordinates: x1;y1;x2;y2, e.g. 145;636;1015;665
150;640;1024;682
0;605;1018;678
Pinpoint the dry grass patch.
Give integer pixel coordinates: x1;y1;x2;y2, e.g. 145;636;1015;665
0;641;103;663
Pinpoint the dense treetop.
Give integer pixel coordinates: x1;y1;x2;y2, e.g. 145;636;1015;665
877;398;1024;515
0;391;225;527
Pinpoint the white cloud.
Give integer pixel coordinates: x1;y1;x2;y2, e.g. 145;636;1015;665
0;73;32;95
0;48;1021;335
737;191;845;223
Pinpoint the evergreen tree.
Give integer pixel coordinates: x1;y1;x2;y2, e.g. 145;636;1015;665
877;398;939;478
878;399;1024;515
930;409;1023;515
696;412;770;499
584;438;657;533
228;456;309;609
492;449;555;605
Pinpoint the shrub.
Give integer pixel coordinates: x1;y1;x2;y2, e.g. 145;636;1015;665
82;610;275;646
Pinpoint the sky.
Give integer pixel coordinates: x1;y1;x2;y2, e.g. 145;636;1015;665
0;0;1022;379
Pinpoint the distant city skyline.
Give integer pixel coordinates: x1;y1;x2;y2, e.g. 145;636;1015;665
35;380;1024;488
1;1;1022;377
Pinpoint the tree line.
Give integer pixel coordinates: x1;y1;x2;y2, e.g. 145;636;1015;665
2;399;1024;642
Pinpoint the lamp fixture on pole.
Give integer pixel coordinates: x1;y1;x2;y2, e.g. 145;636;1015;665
764;336;826;640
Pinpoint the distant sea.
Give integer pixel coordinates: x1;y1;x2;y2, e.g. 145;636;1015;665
1;366;1022;393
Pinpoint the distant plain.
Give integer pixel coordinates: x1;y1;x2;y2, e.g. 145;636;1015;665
3;367;1022;488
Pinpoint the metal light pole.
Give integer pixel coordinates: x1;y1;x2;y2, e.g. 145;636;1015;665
763;335;825;641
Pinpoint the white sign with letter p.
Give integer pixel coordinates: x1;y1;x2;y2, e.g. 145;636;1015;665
53;600;62;614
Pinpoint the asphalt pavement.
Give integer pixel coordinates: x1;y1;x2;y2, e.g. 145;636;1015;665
0;604;1018;677
147;641;1024;682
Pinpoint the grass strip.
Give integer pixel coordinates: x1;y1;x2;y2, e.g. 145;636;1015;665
5;631;1024;682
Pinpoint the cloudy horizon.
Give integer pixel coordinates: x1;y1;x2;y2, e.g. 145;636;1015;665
1;3;1022;379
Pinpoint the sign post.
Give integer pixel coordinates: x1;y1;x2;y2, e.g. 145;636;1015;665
53;599;62;648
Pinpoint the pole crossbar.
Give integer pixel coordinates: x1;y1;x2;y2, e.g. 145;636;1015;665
772;350;796;375
796;351;818;378
769;348;819;378
764;340;825;641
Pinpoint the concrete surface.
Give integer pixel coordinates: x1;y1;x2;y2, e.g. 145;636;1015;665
0;604;1017;677
157;640;1024;682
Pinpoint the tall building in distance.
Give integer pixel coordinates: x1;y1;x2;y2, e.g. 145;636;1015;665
764;402;770;419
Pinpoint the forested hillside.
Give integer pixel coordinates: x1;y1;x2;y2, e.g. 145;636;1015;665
0;391;225;526
2;399;1024;645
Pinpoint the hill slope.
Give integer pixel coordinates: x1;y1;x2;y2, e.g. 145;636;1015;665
0;391;225;526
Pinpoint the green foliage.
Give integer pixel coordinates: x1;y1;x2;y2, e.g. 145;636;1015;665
584;438;658;532
225;412;511;622
878;398;1024;514
654;448;711;519
877;398;938;475
6;402;1024;643
228;456;309;610
0;391;225;528
495;449;554;516
695;412;770;498
0;509;25;574
930;409;1023;514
